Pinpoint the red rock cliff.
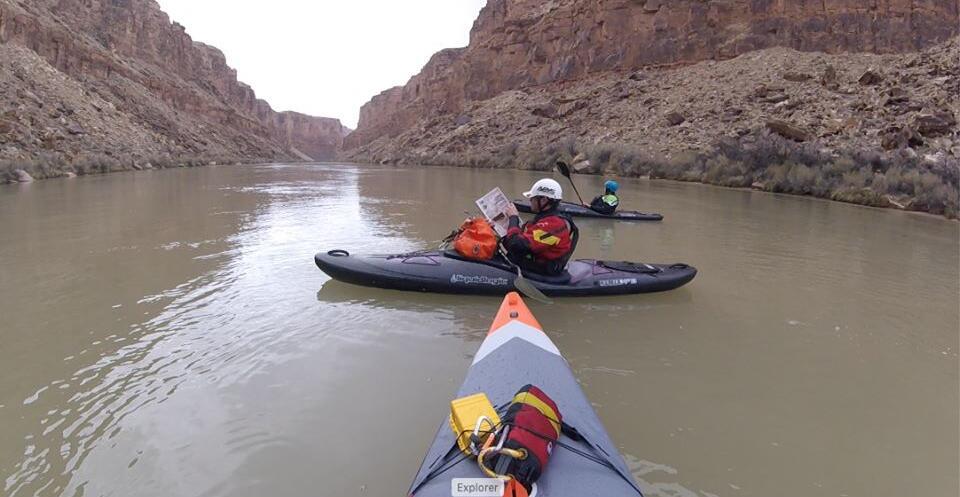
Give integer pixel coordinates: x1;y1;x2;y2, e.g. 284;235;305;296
346;0;959;149
0;0;346;160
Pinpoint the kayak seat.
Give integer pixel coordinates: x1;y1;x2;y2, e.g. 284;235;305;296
523;269;572;285
441;250;572;284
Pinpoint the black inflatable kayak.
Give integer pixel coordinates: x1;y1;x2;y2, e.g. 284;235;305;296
314;249;695;297
514;199;663;221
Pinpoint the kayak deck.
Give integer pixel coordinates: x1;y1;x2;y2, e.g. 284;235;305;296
409;293;643;496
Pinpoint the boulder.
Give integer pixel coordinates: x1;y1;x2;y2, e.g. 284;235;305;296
881;87;909;106
558;100;587;117
66;123;86;135
572;159;592;172
885;195;907;209
880;125;924;150
642;0;662;14
764;93;790;104
753;85;785;99
858;69;884;85
914;111;957;137
783;71;812;82
823;118;844;135
820;65;839;89
766;120;813;141
665;111;686;126
530;103;558;119
723;107;743;120
14;169;34;182
924;152;948;165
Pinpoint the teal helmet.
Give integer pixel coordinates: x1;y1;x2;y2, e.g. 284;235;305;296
604;180;619;193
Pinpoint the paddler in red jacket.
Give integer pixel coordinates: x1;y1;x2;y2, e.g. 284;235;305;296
503;178;579;276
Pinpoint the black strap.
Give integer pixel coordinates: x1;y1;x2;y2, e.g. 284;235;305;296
560;421;586;442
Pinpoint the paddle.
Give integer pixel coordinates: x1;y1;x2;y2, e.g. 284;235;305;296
498;243;553;304
556;161;586;206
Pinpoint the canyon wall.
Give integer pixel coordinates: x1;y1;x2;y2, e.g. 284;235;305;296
0;0;346;165
346;0;959;148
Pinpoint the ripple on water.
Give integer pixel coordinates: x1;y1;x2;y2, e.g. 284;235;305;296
4;166;439;496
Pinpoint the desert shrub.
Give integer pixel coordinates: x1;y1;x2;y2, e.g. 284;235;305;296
148;154;176;169
545;137;577;160
840;166;873;190
71;154;121;175
0;159;25;183
702;155;753;187
821;157;857;180
616;149;669;177
869;172;888;193
587;145;613;168
648;151;698;180
943;186;959;219
785;163;818;194
512;146;561;171
414;133;957;218
492;142;519;169
831;188;890;207
851;149;886;171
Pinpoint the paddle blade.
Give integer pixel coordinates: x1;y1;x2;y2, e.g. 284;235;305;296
556;160;585;205
513;272;553;304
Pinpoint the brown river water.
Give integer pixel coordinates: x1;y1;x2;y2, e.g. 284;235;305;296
1;164;957;497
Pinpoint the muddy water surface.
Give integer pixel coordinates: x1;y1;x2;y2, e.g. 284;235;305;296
1;164;957;497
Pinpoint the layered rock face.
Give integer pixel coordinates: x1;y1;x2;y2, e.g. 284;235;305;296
346;0;959;148
347;38;960;164
0;0;347;165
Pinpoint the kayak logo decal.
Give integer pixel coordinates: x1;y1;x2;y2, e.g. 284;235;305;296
597;278;638;287
450;274;510;286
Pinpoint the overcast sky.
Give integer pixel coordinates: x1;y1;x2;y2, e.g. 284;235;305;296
155;0;487;128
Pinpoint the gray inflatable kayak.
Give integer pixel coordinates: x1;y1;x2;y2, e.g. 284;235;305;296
408;292;644;496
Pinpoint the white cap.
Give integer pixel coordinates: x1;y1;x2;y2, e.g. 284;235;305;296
522;178;563;200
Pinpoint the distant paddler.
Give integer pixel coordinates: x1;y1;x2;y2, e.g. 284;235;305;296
589;180;620;215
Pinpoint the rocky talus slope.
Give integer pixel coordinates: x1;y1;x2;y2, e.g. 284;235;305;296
0;0;347;182
349;39;959;165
